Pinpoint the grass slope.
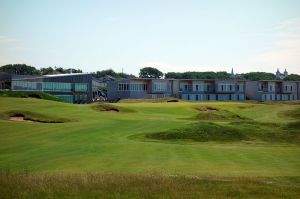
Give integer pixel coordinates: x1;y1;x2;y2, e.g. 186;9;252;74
0;98;299;176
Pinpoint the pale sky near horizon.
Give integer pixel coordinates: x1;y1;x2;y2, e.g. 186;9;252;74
0;0;300;76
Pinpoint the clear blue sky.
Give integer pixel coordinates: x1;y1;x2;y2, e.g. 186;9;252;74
0;0;300;75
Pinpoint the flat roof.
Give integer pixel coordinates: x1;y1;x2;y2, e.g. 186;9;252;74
43;73;90;77
128;78;246;81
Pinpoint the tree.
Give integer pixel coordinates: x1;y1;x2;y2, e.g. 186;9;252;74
65;68;82;73
165;72;183;79
40;67;54;75
240;72;275;81
139;67;163;78
164;71;230;79
0;64;40;75
284;74;300;81
40;67;83;75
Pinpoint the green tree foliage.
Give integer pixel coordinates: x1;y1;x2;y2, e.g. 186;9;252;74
65;68;82;73
93;69;117;77
165;71;230;79
40;67;54;75
164;72;183;79
139;67;164;78
91;69;135;79
40;67;82;75
0;64;40;75
284;74;300;81
240;72;275;81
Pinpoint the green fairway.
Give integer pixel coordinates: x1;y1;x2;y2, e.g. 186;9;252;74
0;97;299;177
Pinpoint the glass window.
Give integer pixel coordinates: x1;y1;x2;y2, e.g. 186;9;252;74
43;82;71;92
75;83;88;92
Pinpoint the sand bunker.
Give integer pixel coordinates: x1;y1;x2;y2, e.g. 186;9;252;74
7;112;67;123
9;114;34;122
167;99;179;102
104;107;119;112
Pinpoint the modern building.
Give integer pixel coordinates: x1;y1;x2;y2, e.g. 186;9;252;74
107;78;246;102
0;72;93;103
246;80;298;101
179;79;246;101
107;78;179;101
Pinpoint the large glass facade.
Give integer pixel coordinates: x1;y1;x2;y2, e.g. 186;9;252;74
12;81;72;92
11;81;89;103
75;83;88;92
12;81;42;91
43;82;71;92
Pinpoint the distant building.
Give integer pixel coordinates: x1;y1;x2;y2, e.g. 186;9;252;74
246;80;298;101
230;68;235;79
107;78;246;102
107;78;177;102
276;69;288;79
0;73;92;103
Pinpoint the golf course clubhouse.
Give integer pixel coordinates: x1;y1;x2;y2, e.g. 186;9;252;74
0;73;92;103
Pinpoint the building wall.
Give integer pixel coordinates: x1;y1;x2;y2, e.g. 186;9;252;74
246;80;298;101
43;74;92;103
107;79;176;102
9;74;92;103
298;82;300;100
108;79;246;101
245;81;260;100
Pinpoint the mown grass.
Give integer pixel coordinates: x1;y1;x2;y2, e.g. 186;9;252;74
0;98;300;198
1;173;299;199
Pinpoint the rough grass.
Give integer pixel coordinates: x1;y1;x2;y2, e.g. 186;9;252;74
280;107;300;119
0;110;72;123
91;103;136;113
191;106;248;121
119;97;181;103
0;90;62;102
1;173;299;199
146;120;300;144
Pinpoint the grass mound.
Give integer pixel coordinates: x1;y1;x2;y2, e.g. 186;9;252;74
192;106;247;121
196;106;220;111
146;121;300;144
0;90;62;102
147;122;245;142
283;121;300;130
280;108;300;119
92;103;136;113
1;173;299;199
0;110;71;123
119;97;181;103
